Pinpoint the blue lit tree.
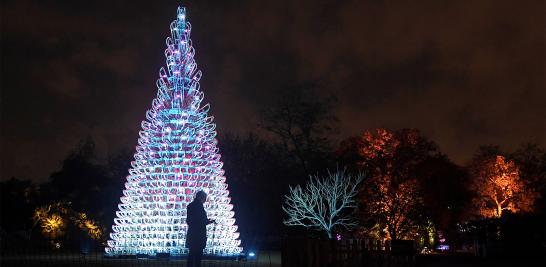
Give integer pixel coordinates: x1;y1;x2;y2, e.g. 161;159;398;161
105;7;242;256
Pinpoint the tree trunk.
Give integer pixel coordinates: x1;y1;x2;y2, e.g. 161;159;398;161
390;229;397;241
496;204;503;218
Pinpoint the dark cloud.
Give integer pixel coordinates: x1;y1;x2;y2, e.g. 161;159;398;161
1;0;544;181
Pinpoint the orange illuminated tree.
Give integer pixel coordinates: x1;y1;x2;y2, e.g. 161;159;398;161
470;155;537;218
364;175;422;240
357;129;437;240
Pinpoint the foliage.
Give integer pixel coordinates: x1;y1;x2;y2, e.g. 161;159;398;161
469;155;537;218
283;170;363;239
42;138;128;231
415;155;473;245
363;175;423;240
510;144;546;203
336;136;365;173
356;128;438;240
73;213;102;240
32;202;104;241
416;220;436;248
48;139;107;217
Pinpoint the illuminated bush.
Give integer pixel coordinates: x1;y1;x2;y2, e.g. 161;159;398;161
33;202;103;242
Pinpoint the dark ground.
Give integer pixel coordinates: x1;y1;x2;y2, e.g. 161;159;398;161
3;252;544;267
413;254;545;267
0;250;281;267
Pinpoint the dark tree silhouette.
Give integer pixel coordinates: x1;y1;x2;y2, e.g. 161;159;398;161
218;133;295;247
259;82;337;175
0;178;38;232
335;136;363;173
416;155;472;245
46;138;125;226
510;144;546;203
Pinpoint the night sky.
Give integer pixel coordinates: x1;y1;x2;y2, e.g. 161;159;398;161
1;0;544;182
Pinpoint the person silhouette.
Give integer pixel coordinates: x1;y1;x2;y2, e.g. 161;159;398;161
186;191;214;267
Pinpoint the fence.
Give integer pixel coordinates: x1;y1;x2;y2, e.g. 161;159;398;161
1;237;419;267
282;237;416;267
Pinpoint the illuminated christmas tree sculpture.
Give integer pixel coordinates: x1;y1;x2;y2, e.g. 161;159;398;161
105;6;242;256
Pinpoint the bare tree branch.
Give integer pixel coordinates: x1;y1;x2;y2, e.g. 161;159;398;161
282;169;363;239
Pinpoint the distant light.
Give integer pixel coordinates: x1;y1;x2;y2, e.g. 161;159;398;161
437;245;450;251
248;252;255;257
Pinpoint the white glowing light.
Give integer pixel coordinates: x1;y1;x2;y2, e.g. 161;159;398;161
105;6;242;257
